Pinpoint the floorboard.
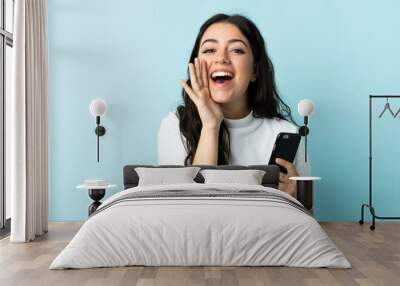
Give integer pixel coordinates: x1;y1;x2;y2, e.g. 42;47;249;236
0;222;399;286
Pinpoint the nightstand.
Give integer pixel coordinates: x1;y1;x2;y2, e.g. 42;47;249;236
289;176;321;214
77;182;117;216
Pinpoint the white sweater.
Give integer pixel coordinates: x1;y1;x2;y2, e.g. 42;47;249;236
158;110;309;176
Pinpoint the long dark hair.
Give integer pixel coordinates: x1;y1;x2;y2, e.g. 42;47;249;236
177;13;295;166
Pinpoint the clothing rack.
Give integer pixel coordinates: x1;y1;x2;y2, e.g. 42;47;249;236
359;95;400;230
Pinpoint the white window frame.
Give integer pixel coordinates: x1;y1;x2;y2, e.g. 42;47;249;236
0;0;14;231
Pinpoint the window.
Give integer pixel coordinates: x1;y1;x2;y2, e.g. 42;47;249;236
0;0;14;234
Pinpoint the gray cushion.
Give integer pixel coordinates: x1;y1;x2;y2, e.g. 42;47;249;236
135;167;201;186
200;169;266;185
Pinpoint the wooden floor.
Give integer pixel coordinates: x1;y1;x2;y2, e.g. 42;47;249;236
0;222;399;286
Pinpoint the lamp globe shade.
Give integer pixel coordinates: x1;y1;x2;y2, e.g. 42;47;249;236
89;99;107;117
298;99;315;117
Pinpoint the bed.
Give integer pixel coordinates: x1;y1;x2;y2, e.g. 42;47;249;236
50;164;350;269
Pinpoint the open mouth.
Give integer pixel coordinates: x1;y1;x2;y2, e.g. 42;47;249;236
211;71;234;84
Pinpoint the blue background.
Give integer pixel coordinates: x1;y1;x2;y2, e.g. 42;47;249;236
47;0;400;221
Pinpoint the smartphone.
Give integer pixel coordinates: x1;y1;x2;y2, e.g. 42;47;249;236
268;132;301;174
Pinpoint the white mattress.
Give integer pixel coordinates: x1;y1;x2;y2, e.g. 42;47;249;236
50;183;351;269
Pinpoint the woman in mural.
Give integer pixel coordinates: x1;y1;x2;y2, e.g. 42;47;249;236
158;14;308;196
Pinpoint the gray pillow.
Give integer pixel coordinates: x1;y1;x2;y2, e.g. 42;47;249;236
200;169;266;185
135;167;201;186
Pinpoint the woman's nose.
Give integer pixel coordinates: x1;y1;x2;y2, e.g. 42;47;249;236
214;51;230;64
214;57;231;64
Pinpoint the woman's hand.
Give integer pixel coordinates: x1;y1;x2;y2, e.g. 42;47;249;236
275;158;299;197
179;58;224;130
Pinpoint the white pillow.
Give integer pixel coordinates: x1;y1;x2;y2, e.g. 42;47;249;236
135;167;201;186
200;169;266;185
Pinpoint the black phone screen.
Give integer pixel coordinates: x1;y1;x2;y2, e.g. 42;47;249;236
268;132;301;174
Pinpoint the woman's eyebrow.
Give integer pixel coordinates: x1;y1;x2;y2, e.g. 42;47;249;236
200;38;249;48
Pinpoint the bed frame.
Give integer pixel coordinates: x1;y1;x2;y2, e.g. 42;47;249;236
123;164;314;211
123;164;280;189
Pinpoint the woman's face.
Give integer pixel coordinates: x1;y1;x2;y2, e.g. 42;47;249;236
198;22;256;106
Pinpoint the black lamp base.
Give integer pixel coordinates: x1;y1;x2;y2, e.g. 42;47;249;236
95;126;106;136
299;126;309;136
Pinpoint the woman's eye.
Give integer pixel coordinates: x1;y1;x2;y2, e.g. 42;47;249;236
232;48;245;54
202;48;245;54
202;48;215;54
